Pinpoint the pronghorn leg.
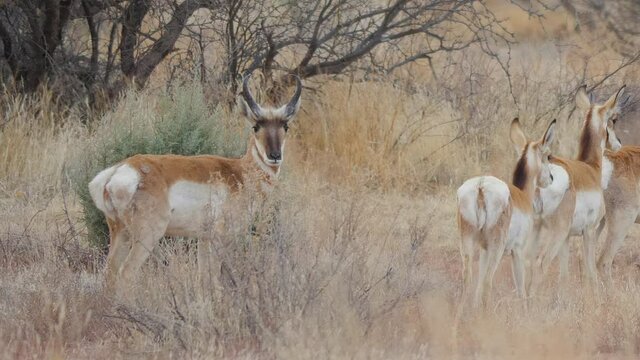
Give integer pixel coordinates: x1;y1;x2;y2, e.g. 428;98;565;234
474;246;489;309
542;233;570;277
529;229;570;296
106;218;118;248
197;238;223;292
525;222;542;292
597;208;638;284
478;228;506;308
118;214;169;286
476;207;509;309
105;224;131;288
595;217;606;242
557;241;570;286
458;231;475;310
511;246;526;301
197;216;227;292
580;228;599;290
512;244;528;311
481;239;505;308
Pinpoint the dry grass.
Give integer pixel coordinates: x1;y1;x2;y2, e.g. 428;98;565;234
2;14;640;359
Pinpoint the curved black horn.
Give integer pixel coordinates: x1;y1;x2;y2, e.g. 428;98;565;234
242;73;263;118
283;75;302;118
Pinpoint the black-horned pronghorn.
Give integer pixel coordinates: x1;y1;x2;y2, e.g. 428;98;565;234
528;85;626;293
457;118;556;308
88;74;302;287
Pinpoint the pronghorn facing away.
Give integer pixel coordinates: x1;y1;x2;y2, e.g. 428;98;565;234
89;74;302;287
596;95;639;283
528;85;626;293
457;118;556;308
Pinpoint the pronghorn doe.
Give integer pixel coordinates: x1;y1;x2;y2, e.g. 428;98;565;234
527;85;626;293
88;74;302;287
596;94;638;283
457;118;556;308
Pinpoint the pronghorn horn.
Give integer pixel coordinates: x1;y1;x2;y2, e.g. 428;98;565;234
282;75;302;119
242;73;264;119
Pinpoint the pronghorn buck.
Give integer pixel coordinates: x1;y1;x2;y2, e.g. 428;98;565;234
457;118;556;308
88;74;302;287
596;94;639;283
528;85;626;293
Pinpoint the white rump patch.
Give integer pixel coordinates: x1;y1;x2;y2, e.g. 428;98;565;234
105;164;140;217
601;157;614;190
457;176;510;230
537;164;570;218
88;165;118;218
166;181;229;237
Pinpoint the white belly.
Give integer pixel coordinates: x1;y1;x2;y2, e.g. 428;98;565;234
570;190;604;235
166;181;229;237
507;208;533;250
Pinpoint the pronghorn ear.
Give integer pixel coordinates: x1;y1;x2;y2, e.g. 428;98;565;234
604;85;626;112
540;119;557;155
510;118;527;154
619;94;631;109
576;85;591;110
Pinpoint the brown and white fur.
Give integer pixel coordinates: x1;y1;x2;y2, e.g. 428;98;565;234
528;85;626;293
596;96;640;283
457;118;556;308
88;74;302;287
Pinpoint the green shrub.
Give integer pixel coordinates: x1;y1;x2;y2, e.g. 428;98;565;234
72;83;246;251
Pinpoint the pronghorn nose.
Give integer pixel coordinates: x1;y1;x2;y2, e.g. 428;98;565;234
269;152;281;161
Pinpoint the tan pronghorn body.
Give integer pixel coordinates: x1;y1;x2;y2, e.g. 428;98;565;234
89;74;302;287
528;86;626;292
596;100;640;283
457;118;556;308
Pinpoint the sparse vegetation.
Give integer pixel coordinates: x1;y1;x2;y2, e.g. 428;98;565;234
1;1;640;359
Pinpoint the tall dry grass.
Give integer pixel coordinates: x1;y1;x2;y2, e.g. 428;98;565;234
1;29;640;358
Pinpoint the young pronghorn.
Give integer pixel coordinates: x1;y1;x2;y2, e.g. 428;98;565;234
457;118;556;308
596;96;639;283
88;74;302;287
528;85;626;293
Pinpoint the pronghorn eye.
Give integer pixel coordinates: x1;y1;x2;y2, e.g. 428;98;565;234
253;125;259;133
283;123;289;132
